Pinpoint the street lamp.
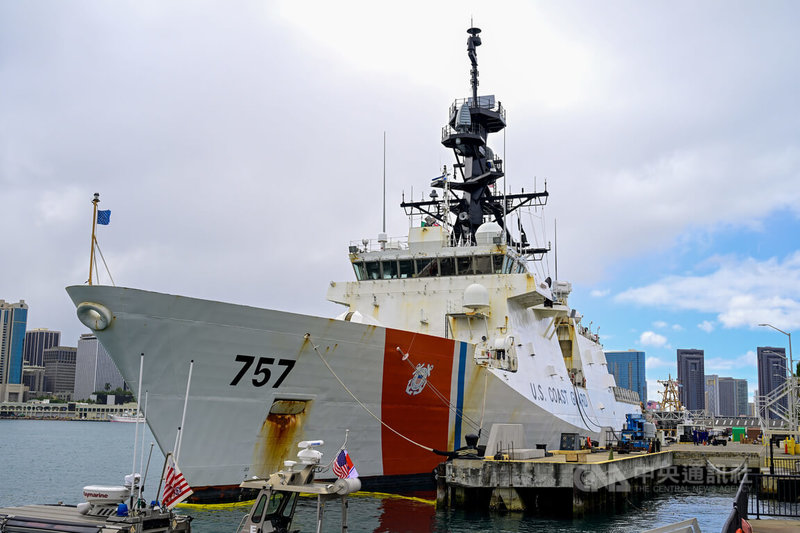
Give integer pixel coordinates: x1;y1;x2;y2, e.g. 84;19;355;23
759;323;796;435
758;323;794;376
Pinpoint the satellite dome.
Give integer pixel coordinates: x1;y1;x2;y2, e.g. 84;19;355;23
475;222;503;245
464;283;490;310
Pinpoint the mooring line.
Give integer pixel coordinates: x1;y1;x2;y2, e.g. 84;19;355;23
305;333;434;453
395;346;482;432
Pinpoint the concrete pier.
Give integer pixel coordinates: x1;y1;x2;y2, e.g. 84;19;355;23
437;443;774;516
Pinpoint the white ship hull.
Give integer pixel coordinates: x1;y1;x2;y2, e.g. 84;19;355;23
66;284;639;500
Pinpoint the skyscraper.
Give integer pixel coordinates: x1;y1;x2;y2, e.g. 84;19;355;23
43;346;77;396
677;349;705;411
1;299;28;402
24;328;61;366
705;374;720;416
74;334;126;401
718;377;736;416
735;379;748;417
757;346;788;420
604;350;647;403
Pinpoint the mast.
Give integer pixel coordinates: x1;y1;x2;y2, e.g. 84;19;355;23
400;27;549;257
88;193;99;285
467;27;481;104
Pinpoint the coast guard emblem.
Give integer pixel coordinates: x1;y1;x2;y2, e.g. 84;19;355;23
406;363;434;396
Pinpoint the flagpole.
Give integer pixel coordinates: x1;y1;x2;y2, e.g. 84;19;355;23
131;355;144;496
127;353;144;512
176;360;194;463
138;390;149;483
88;193;99;285
155;451;172;507
138;442;154;505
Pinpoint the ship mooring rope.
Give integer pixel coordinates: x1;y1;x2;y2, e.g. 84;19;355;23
705;458;748;477
395;346;482;432
305;334;434;453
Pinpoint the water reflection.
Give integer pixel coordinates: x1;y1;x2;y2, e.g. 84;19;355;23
188;485;736;533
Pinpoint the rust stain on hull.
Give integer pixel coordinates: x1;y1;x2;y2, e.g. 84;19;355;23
252;410;308;478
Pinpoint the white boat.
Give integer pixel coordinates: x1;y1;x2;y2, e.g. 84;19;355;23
0;474;191;532
110;411;145;423
66;27;640;502
236;440;361;533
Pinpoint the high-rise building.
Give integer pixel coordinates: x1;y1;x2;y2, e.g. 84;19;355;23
43;346;77;396
705;374;720;416
74;334;126;401
757;346;788;419
604;350;647;403
707;375;749;417
24;328;61;366
22;365;46;398
677;349;705;411
1;299;28;402
735;379;748;417
718;377;736;416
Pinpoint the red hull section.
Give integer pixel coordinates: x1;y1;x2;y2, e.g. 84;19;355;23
381;329;456;476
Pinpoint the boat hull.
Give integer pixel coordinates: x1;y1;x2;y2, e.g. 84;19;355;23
66;285;636;500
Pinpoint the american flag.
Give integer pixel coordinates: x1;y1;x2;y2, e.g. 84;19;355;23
332;449;359;479
162;455;193;508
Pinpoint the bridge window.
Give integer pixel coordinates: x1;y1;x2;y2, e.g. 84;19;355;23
415;258;438;277
352;262;366;281
381;260;398;279
440;257;455;276
398;260;414;278
365;262;381;280
456;256;473;275
493;254;504;273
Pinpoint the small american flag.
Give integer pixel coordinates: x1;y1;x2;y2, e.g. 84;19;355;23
162;455;193;508
332;449;358;479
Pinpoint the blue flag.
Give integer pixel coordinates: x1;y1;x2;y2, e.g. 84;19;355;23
97;210;111;225
431;174;446;185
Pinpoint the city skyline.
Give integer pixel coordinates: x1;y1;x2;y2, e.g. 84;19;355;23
8;294;777;404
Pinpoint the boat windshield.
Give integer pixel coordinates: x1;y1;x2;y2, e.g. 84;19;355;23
249;490;298;528
353;253;523;280
265;490;298;525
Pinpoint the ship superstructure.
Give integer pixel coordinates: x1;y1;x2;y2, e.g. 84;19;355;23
66;28;641;501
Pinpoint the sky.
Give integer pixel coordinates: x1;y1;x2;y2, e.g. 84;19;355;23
2;1;799;403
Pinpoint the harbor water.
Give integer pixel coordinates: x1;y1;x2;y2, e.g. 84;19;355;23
0;420;737;532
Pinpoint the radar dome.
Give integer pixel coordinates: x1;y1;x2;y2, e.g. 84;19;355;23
464;283;490;310
475;222;503;245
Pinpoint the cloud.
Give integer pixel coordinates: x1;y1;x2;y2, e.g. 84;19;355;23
3;1;800;348
698;320;715;333
640;331;668;347
591;288;611;297
646;356;673;369
705;350;757;372
652;320;684;331
616;253;800;330
646;378;663;402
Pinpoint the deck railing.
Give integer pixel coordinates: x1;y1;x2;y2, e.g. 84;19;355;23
749;473;800;519
720;471;749;533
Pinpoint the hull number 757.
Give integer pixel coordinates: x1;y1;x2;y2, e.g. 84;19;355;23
230;355;296;388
